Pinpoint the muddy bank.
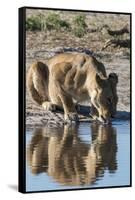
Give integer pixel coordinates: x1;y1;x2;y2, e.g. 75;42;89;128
26;106;130;131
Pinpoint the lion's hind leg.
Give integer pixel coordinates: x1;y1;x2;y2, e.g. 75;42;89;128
27;61;56;111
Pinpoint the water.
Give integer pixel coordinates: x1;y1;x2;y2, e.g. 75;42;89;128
26;121;131;192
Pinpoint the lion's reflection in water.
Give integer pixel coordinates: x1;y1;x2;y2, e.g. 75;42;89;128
27;124;117;186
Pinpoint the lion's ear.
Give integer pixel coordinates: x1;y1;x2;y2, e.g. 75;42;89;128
96;74;105;87
108;73;118;85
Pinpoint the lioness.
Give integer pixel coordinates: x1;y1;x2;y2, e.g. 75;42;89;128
27;52;118;123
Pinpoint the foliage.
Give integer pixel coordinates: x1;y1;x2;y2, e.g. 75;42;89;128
72;15;87;37
73;15;87;29
26;15;43;31
73;27;86;37
26;13;89;38
45;13;70;31
26;13;70;31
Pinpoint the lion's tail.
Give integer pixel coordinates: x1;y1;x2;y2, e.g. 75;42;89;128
27;61;49;105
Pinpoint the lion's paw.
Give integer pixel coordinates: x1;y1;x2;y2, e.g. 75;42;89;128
64;112;79;123
42;102;56;111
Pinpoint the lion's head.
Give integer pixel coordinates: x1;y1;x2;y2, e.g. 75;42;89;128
94;72;118;123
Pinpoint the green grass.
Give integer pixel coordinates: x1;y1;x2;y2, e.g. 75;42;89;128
45;13;70;31
73;27;86;37
72;15;87;37
73;15;87;29
26;13;88;38
26;15;43;31
26;13;70;31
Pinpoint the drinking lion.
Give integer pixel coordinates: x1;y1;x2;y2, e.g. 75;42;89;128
27;52;118;123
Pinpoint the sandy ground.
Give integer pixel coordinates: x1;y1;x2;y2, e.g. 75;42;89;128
25;9;130;129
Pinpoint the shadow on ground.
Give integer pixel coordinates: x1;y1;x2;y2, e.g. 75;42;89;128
56;104;130;120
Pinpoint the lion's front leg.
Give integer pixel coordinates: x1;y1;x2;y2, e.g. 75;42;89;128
63;97;78;123
58;88;78;123
42;101;57;111
64;111;79;123
90;104;99;120
90;92;105;123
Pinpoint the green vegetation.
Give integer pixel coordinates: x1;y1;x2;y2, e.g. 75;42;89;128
26;13;87;37
72;15;87;37
73;15;87;29
26;15;43;31
45;13;70;31
72;27;86;38
26;13;70;31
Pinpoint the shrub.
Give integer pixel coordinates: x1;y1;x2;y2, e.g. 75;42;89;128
45;13;70;31
72;15;87;37
26;15;43;31
26;13;70;31
73;27;86;37
59;20;71;30
73;15;87;38
73;15;87;29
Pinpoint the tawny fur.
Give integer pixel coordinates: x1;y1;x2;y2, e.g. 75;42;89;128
27;52;118;122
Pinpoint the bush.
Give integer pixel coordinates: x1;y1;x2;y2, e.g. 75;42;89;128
73;15;87;29
26;13;70;31
26;13;88;37
73;27;86;37
72;15;87;37
45;13;70;31
59;20;71;30
26;15;43;31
